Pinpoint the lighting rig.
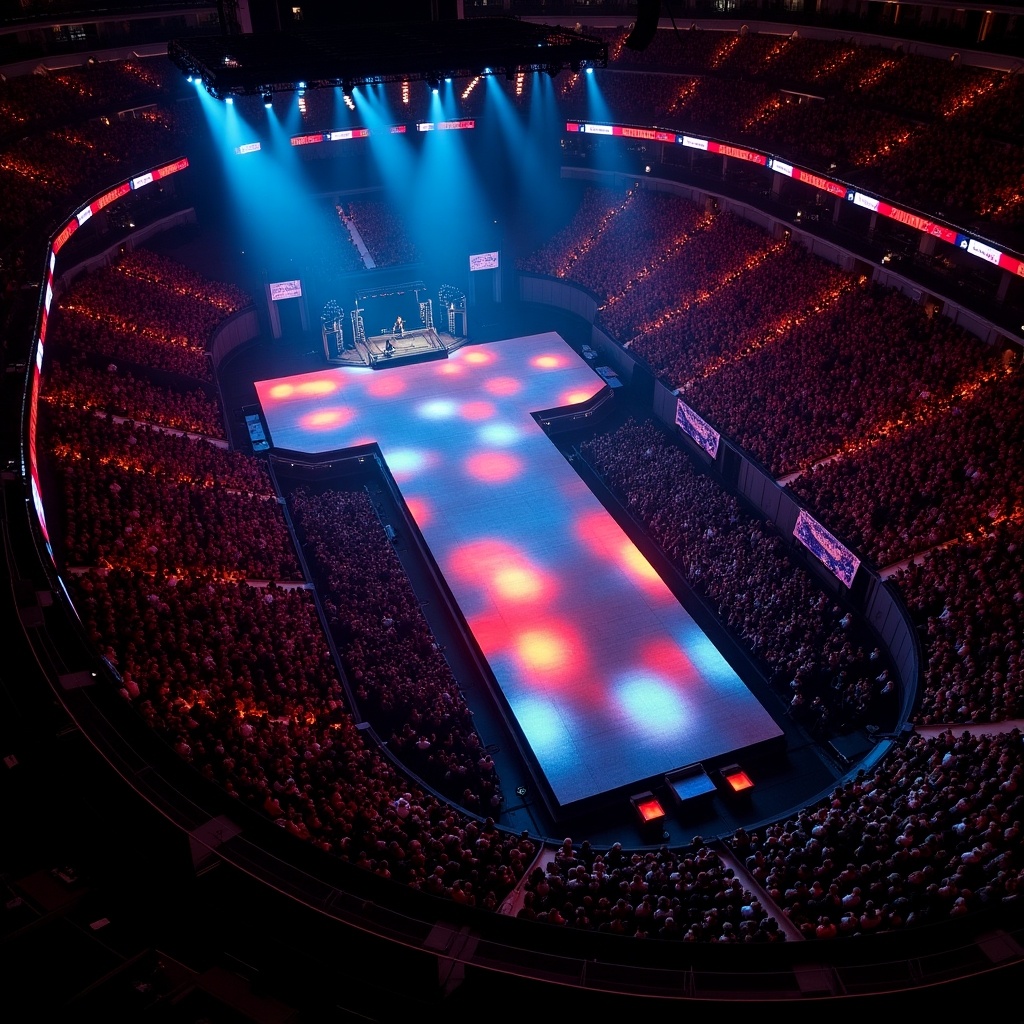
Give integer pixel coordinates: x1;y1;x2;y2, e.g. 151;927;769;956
168;18;606;102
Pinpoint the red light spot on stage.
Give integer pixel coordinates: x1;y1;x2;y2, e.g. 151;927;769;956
466;611;512;655
561;386;600;406
297;377;339;397
641;637;698;683
465;451;522;483
532;354;562;369
450;538;521;581
268;383;295;400
485;376;521;396
492;565;547;602
577;509;628;559
404;496;431;527
301;406;354;431
464;350;494;366
461;400;495;421
367;374;406;397
450;539;553;603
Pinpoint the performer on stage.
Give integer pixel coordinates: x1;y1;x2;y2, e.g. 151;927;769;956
384;337;395;356
393;316;405;338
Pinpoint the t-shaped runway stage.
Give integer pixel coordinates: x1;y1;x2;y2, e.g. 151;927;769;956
255;332;782;814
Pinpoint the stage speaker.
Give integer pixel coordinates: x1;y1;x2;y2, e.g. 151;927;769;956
624;0;661;52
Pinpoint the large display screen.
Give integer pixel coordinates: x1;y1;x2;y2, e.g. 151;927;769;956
675;397;720;458
794;510;860;588
269;279;302;301
469;251;499;272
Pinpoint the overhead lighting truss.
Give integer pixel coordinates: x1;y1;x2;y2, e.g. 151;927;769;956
168;18;607;101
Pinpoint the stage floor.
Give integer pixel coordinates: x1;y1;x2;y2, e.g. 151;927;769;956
255;332;782;809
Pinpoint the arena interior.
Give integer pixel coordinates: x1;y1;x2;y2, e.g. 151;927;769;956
2;0;1024;1015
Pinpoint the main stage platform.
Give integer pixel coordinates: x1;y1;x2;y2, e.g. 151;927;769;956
365;326;448;369
255;332;783;816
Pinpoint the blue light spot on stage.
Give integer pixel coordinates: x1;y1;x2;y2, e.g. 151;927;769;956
674;620;745;687
418;398;458;420
615;673;688;739
385;448;428;476
514;695;574;763
478;422;520;446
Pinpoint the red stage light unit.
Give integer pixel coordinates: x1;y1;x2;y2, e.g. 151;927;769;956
636;797;665;822
630;791;667;832
722;768;754;793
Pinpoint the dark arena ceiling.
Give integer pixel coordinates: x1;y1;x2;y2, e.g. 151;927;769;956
167;18;608;98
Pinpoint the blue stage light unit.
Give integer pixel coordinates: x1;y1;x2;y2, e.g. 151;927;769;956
263;91;272;107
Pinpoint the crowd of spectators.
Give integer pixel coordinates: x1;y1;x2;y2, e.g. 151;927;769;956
892;523;1024;725
54;248;248;381
732;727;1024;935
0;108;187;246
55;433;300;579
0;60;173;138
289;486;502;812
42;361;225;437
583;26;1024;226
681;281;999;477
505;730;1024;941
526;188;857;401
788;359;1024;568
581;417;899;737
345;198;420;268
40;249;527;908
519;185;710;303
69;568;530;907
519;836;785;941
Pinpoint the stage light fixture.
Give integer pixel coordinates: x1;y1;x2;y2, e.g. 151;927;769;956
625;0;661;52
426;73;441;94
263;91;272;107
